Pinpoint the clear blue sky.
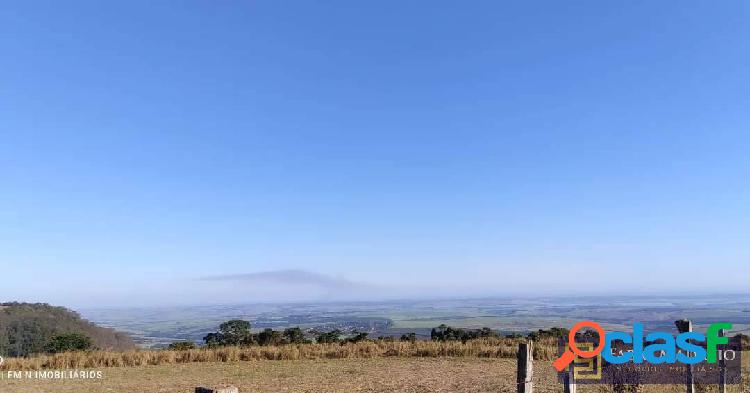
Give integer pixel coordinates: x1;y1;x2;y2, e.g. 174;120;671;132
1;1;748;307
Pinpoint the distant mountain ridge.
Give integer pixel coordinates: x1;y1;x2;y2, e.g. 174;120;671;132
0;302;135;357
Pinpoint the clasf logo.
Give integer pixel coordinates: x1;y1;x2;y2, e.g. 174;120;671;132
553;320;733;372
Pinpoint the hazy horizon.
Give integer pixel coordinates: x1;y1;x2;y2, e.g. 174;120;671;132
2;2;749;308
12;268;750;309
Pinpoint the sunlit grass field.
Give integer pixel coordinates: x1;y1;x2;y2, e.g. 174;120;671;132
2;357;748;393
0;338;558;370
0;339;747;393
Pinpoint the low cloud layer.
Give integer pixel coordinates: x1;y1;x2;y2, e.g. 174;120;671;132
200;269;366;292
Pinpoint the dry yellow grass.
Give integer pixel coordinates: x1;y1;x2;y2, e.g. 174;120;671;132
2;358;538;393
1;341;746;392
0;338;559;371
1;357;748;393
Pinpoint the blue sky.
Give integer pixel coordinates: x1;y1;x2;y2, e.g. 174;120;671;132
1;1;749;307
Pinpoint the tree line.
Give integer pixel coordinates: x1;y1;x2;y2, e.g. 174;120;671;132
183;320;374;349
172;321;748;352
164;320;574;350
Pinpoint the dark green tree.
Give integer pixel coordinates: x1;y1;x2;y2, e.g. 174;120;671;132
44;333;93;353
346;331;369;343
431;325;498;343
316;329;342;344
282;327;307;344
400;333;417;342
203;319;255;347
528;327;569;341
257;328;282;346
219;320;252;339
167;341;197;350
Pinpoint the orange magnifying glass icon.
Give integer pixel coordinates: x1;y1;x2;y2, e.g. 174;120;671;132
552;320;606;372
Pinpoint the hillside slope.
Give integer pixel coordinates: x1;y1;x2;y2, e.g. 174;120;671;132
0;302;135;357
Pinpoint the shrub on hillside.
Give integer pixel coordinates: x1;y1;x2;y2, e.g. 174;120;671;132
44;333;93;353
345;331;369;343
316;329;342;343
282;327;309;344
400;333;417;342
167;341;197;351
527;327;569;340
430;325;499;343
257;328;283;346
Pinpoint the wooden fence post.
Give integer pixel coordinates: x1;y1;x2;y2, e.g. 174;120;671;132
563;364;576;393
718;329;727;393
675;319;695;393
195;386;239;393
517;341;533;393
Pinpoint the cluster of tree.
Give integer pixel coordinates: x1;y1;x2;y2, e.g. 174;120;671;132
430;325;499;343
202;320;563;348
429;326;573;342
167;341;197;350
199;320;380;348
314;330;369;344
347;331;369;343
527;327;570;340
203;320;312;347
44;332;93;353
372;334;417;342
0;302;135;357
400;332;417;342
191;321;592;350
313;329;341;344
